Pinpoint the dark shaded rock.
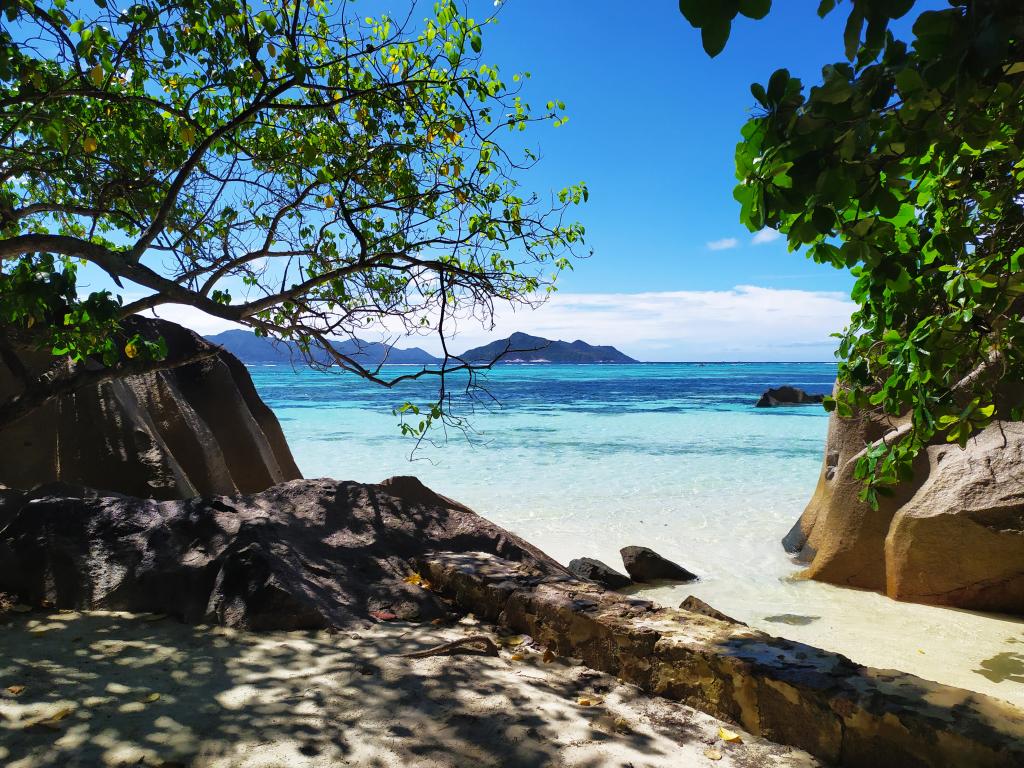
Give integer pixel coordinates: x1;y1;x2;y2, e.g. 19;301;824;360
0;476;569;630
568;557;632;589
679;595;744;625
0;317;301;500
755;386;826;408
619;546;696;583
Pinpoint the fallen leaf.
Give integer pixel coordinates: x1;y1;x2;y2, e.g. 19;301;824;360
403;573;424;586
704;747;723;760
141;693;161;703
577;696;602;707
542;648;555;663
6;685;25;695
509;653;525;661
718;726;743;744
369;610;397;622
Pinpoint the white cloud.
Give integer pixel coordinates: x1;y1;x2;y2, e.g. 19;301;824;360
143;304;244;336
707;237;739;251
153;286;854;362
751;229;782;245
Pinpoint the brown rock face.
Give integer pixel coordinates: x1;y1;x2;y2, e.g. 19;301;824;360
0;318;300;499
787;412;1024;614
0;477;568;630
422;550;1024;768
886;423;1024;612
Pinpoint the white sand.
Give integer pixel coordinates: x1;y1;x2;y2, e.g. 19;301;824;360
0;611;821;768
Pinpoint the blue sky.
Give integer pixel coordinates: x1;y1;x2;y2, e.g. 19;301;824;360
96;1;936;360
480;0;863;297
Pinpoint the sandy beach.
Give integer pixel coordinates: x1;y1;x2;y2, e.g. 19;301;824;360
0;610;821;768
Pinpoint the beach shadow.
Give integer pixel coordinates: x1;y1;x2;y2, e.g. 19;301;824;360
0;612;669;768
973;652;1024;685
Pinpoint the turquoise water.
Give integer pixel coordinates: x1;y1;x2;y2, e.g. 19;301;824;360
250;362;1024;704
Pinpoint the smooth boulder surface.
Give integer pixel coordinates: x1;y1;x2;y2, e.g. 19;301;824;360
787;412;1024;614
568;557;632;589
756;386;826;407
885;423;1024;611
0;317;300;500
0;476;569;630
619;546;696;582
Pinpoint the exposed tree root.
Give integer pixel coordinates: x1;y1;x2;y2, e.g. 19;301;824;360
397;634;500;659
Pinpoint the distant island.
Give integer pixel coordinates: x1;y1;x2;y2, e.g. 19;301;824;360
459;332;637;364
206;329;637;366
205;329;441;366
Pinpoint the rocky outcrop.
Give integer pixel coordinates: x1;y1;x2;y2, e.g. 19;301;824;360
620;545;696;582
886;423;1024;611
679;594;744;625
756;386;826;407
421;550;1024;768
786;412;1024;614
568;557;632;589
0;477;568;630
0;318;300;499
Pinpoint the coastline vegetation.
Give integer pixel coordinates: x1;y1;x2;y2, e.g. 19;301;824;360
680;0;1024;504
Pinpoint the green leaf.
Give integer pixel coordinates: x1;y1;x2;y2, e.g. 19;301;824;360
738;0;771;21
701;17;732;58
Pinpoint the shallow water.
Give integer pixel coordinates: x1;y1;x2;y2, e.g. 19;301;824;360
250;362;1024;706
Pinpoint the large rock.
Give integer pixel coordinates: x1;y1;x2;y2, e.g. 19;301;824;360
0;476;569;630
0;317;300;499
568;557;632;589
422;551;1024;768
756;386;826;407
786;412;1024;614
885;423;1024;611
620;545;696;582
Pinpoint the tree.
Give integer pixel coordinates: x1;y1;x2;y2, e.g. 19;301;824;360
0;0;587;433
679;0;1024;505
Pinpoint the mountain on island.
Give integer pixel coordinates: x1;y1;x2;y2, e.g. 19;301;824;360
459;332;637;364
205;329;441;366
206;329;636;365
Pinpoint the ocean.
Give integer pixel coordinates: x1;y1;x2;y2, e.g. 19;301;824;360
249;362;1024;705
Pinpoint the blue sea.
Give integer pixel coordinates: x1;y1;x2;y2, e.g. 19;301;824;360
249;362;1024;704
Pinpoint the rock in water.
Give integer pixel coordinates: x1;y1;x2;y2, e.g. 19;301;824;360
755;386;825;407
0;317;300;499
619;546;696;582
787;411;1024;615
0;476;570;630
679;595;744;625
568;557;632;589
